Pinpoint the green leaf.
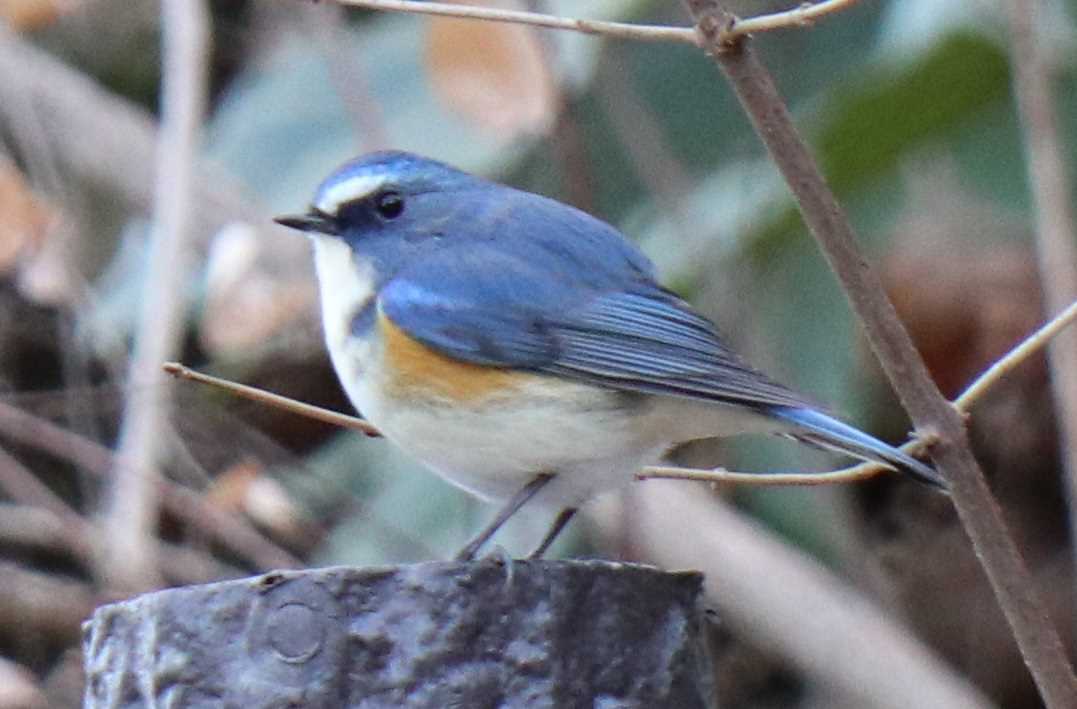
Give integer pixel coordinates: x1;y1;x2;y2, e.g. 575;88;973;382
746;32;1011;265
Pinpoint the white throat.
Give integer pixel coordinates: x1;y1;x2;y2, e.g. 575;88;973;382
311;235;377;356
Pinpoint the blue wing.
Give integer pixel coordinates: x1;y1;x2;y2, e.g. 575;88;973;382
378;241;812;411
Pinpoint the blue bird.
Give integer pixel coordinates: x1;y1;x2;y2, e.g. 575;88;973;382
275;151;944;560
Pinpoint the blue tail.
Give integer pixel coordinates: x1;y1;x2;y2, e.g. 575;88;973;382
768;406;945;489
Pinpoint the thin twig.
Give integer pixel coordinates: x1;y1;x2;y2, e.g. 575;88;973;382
334;0;698;44
641;430;935;486
957;297;1077;410
163;363;908;488
333;0;859;43
1004;0;1077;576
731;0;862;37
642;461;881;486
163;363;380;436
683;1;1077;704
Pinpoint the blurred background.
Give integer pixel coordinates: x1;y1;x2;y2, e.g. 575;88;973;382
0;0;1072;706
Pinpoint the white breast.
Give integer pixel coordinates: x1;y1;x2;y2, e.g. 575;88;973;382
372;379;668;505
310;235;384;421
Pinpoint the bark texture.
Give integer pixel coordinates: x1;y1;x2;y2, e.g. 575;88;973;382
83;559;715;708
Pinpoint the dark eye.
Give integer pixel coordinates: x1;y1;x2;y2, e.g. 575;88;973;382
375;191;404;220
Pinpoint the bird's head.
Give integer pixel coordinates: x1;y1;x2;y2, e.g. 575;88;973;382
275;151;478;241
275;151;499;301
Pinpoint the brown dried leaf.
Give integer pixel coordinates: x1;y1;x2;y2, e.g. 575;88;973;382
207;458;310;544
0;0;74;30
0;159;55;274
206;457;262;514
425;0;557;139
15;224;83;305
199;222;317;355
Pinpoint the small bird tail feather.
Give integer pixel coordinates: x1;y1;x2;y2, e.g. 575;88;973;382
768;406;946;490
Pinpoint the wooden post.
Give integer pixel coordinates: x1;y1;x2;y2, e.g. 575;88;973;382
83;559;715;707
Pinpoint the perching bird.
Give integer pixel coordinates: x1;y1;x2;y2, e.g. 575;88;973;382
275;151;944;560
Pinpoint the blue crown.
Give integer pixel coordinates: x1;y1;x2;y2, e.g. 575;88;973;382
314;151;474;210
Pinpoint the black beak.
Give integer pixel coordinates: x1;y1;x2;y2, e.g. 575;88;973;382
273;210;339;235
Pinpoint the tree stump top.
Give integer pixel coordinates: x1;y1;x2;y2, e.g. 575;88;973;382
83;559;715;708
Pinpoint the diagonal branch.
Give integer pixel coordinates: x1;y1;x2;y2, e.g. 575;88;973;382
681;1;1077;704
162;363;379;436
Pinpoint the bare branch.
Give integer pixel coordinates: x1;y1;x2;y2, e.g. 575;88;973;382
1004;0;1077;575
957;297;1077;410
683;1;1077;703
103;0;212;593
329;0;860;45
640;461;883;486
163;362;380;436
0;443;83;520
0;503;85;557
333;0;698;44
730;0;863;38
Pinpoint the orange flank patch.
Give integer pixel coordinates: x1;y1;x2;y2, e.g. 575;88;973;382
379;312;540;403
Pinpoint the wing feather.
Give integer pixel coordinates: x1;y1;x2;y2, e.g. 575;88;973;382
380;246;814;411
540;292;813;409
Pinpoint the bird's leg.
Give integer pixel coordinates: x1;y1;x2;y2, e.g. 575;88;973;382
454;473;555;561
527;507;578;559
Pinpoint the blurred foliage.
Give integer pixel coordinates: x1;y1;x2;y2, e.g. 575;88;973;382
1;0;1075;706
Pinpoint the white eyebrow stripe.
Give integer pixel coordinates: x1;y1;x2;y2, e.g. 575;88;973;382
315;174;387;215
